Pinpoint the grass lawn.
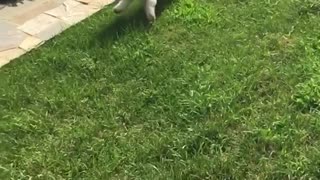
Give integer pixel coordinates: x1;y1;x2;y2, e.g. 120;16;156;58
1;0;320;179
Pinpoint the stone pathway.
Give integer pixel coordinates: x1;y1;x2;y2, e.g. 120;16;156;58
0;0;114;68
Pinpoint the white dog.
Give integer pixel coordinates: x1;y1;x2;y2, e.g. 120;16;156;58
113;0;158;21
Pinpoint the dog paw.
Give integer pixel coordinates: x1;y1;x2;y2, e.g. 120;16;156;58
145;10;156;22
146;14;156;22
113;7;122;14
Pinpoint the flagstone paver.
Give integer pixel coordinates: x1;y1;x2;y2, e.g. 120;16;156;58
45;0;100;25
0;48;26;67
19;14;68;40
19;36;44;51
89;0;115;8
77;0;92;4
0;0;114;68
0;21;28;52
0;0;66;25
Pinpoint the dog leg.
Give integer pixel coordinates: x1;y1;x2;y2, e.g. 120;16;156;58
113;0;132;13
144;0;157;21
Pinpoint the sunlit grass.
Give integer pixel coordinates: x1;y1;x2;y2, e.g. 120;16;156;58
1;0;320;179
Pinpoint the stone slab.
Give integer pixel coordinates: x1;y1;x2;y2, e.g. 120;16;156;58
76;0;93;4
0;0;114;68
18;13;68;41
89;0;115;8
0;0;65;25
19;36;44;51
0;21;27;52
45;1;100;25
0;48;25;67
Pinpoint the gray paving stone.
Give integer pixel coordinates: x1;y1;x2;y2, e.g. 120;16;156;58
0;0;113;68
0;0;65;25
19;36;44;51
0;21;27;52
45;0;99;25
0;48;25;67
18;14;68;41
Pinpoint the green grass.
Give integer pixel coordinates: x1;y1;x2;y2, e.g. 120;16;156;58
1;0;320;179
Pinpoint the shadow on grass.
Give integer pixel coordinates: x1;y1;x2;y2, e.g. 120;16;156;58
95;0;174;46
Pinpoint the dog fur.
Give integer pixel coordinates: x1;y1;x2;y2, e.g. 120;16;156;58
113;0;158;21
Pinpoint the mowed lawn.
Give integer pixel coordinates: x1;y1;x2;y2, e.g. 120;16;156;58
1;0;320;179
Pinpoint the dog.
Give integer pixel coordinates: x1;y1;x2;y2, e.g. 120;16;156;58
113;0;158;21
